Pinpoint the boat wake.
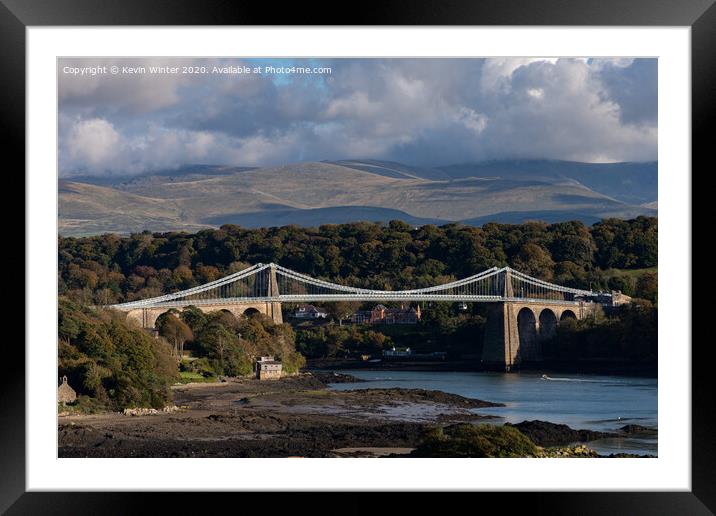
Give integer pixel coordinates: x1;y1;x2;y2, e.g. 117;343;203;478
540;374;604;383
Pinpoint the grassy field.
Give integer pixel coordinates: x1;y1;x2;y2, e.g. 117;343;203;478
605;267;657;278
178;371;216;384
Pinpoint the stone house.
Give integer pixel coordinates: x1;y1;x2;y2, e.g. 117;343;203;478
255;356;282;380
58;376;77;404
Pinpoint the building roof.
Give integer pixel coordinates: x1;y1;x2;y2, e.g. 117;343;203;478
296;304;327;312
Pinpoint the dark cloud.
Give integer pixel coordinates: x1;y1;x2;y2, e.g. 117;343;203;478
596;58;658;126
58;57;657;176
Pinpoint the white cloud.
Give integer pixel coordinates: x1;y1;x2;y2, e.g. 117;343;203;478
65;118;122;168
58;57;657;175
527;88;545;99
456;107;488;133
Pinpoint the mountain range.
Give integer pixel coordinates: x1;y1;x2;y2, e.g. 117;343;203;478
58;159;657;236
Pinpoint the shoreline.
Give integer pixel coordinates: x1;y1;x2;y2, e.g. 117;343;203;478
306;358;658;378
58;372;655;458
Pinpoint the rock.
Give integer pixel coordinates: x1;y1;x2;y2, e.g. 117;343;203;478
506;420;617;447
309;371;366;384
619;424;656;435
123;408;158;416
123;405;179;416
542;444;600;458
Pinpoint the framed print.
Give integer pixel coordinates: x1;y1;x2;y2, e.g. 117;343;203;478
5;0;714;512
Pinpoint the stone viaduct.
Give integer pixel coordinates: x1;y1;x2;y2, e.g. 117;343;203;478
481;300;595;371
125;300;283;329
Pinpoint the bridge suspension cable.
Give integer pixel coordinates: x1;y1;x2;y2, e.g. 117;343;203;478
111;262;600;310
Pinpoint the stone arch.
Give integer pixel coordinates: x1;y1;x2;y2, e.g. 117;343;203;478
125;307;164;330
242;307;261;318
212;308;240;328
560;309;577;321
154;308;181;328
538;308;558;341
517;307;539;362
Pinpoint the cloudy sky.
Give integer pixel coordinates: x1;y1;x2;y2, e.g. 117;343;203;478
58;57;657;176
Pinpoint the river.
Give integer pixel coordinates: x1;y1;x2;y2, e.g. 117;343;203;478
327;369;657;456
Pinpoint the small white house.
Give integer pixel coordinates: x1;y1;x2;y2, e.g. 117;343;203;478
293;304;328;319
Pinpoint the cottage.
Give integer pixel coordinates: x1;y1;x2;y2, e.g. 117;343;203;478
58;376;77;404
293;304;328;319
255;356;282;380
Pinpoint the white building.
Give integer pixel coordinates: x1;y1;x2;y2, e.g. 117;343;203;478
293;304;328;319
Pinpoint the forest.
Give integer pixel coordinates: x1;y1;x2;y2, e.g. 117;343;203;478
59;217;657;305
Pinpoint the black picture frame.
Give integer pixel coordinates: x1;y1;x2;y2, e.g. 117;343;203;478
4;0;712;513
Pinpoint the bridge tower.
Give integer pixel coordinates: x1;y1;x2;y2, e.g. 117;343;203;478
504;267;514;298
267;263;283;324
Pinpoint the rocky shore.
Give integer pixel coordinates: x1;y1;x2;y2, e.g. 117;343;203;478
58;372;653;458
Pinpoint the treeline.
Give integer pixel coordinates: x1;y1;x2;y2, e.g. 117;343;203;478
542;301;658;366
58;217;658;305
296;325;393;359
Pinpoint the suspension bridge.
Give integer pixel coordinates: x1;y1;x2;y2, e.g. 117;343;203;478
111;263;608;371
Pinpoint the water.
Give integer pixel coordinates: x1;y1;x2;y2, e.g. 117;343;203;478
327;370;657;456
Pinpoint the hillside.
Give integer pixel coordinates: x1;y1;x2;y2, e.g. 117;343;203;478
59;180;207;235
59;159;657;236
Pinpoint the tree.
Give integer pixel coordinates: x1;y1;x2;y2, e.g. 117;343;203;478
324;301;361;323
512;243;555;281
156;312;193;358
195;323;251;377
179;306;208;334
607;274;636;296
635;271;658;303
360;330;391;354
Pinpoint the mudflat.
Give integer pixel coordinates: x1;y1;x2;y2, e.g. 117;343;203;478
58;373;502;458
